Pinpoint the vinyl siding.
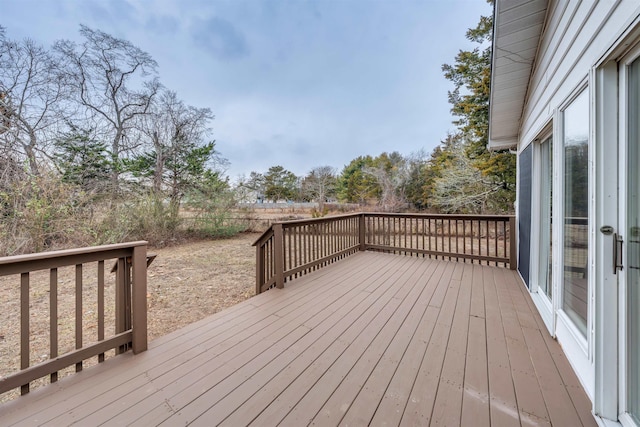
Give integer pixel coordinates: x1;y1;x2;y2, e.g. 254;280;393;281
519;0;640;148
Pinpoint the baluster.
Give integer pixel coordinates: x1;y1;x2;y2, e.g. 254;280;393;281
287;227;292;275
98;261;105;362
393;216;396;253
421;218;425;258
455;220;459;262
448;219;452;261
494;220;499;266
403;217;407;256
435;218;439;260
509;216;517;270
293;226;298;276
75;264;83;372
477;220;481;265
470;220;475;263
486;220;490;266
50;268;58;381
502;221;509;267
428;218;432;258
21;272;30;395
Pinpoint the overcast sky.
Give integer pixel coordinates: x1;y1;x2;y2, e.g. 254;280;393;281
1;0;491;181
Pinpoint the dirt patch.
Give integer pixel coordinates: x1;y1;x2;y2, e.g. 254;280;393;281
146;232;259;341
0;232;260;403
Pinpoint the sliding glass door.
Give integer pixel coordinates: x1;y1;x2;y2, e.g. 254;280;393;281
625;53;640;426
562;90;589;338
538;137;553;300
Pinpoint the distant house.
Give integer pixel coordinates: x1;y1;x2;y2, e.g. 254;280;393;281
489;1;640;424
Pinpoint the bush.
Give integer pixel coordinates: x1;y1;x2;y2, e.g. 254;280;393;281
184;187;247;238
0;172;245;255
0;171;94;256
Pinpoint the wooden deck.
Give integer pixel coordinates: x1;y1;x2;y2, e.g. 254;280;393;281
0;252;596;426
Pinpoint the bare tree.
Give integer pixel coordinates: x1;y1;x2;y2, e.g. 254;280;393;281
302;166;337;211
138;89;214;195
363;152;409;211
54;25;161;190
0;33;66;175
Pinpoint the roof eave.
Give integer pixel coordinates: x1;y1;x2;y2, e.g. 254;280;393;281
487;137;518;151
488;0;549;151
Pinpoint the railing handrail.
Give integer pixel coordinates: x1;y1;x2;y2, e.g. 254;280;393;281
255;212;516;293
253;228;275;247
361;212;513;220
0;241;149;398
252;213;362;246
0;241;148;276
0;241;148;264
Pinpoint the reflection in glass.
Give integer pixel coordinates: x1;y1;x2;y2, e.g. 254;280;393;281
562;90;589;337
539;138;553;299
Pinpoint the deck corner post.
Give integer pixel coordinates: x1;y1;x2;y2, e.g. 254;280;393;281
359;213;366;252
131;244;148;354
509;216;517;270
274;223;285;289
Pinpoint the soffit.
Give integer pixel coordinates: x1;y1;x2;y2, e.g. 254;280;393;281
488;0;548;150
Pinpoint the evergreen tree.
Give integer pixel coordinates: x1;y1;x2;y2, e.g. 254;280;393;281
263;165;298;202
54;127;111;193
441;1;516;213
336;155;379;204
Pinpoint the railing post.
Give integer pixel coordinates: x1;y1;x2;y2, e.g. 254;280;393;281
256;243;265;294
131;245;148;354
509;216;517;270
274;223;285;289
359;214;366;251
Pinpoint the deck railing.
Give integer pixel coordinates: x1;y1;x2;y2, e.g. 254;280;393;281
0;242;150;397
254;213;516;293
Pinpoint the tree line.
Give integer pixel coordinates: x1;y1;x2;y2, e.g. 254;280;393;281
0;1;515;255
235;2;514;215
0;24;231;254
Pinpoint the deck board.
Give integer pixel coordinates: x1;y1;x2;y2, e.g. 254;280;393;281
248;257;430;426
192;256;418;426
312;257;439;426
484;264;521;427
494;268;551;426
400;261;458;426
217;256;417;426
0;253;596;426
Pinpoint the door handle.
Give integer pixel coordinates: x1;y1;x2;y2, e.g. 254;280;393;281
614;233;624;274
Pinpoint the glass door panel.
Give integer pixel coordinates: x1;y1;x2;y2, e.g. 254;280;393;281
627;55;640;424
562;90;589;337
539;137;553;299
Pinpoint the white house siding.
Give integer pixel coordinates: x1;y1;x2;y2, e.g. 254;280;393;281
519;0;640;149
508;0;640;419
